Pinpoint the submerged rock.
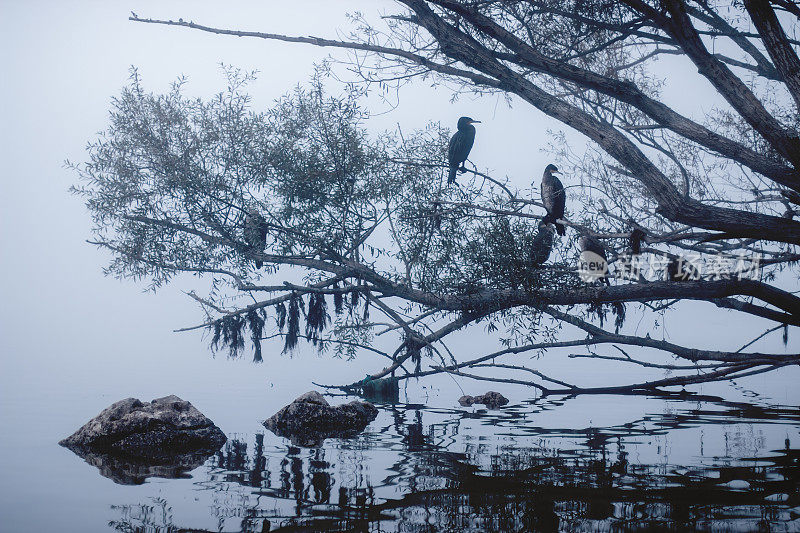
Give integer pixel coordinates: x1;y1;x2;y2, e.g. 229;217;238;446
264;391;378;447
458;391;509;409
60;395;227;463
361;376;400;403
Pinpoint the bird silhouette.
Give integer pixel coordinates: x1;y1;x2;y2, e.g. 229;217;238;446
448;116;480;184
244;208;268;268
666;257;699;281
530;221;555;266
578;232;610;285
540;164;566;236
628;228;645;254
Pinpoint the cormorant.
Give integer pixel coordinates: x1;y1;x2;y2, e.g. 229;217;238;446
578;232;610;285
666;257;699;281
244;208;268;268
530;221;555;266
628;228;645;255
448;116;480;184
540;164;566;236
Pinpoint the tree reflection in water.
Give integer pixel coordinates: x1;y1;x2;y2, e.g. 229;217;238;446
109;394;800;532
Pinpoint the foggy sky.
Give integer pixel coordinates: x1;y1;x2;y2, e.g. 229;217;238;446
1;0;797;415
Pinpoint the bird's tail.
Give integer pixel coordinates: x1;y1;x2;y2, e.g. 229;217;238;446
255;260;263;269
448;166;458;185
542;213;566;236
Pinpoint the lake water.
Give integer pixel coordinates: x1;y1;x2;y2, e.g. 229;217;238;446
2;347;799;533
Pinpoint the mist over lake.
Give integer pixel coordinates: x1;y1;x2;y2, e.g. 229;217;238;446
2;1;799;532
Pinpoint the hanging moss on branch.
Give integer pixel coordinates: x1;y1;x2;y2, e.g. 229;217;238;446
333;283;344;316
284;292;303;354
275;302;287;331
247;309;266;362
587;301;626;333
305;293;330;348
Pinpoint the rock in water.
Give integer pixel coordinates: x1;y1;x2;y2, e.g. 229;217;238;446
60;395;227;461
458;395;476;407
458;391;509;409
264;391;378;447
361;376;400;403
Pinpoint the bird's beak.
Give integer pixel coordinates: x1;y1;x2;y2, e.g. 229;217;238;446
470;119;481;124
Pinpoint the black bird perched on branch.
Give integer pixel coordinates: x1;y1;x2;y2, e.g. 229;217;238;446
666;257;700;281
244;208;268;268
448;116;480;184
530;221;555;266
578;232;610;285
628;228;646;255
540;164;566;236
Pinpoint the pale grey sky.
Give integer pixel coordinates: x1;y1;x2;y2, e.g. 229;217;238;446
0;1;796;411
0;0;558;371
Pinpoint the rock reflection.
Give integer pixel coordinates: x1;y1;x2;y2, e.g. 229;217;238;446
110;395;800;531
64;446;219;485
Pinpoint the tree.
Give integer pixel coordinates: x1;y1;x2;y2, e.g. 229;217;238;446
74;2;800;396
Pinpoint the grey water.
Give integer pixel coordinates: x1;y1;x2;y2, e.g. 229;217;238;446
2;342;799;532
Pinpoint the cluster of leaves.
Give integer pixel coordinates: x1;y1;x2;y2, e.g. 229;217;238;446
72;69;604;361
460;216;556;292
70;68;374;280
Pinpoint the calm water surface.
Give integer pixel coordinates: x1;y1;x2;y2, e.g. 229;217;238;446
195;393;800;532
2;356;798;533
